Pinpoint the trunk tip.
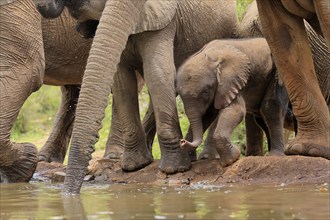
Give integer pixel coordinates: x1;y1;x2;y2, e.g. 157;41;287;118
180;139;198;150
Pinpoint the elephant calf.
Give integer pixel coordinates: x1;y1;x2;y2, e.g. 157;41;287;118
177;38;289;166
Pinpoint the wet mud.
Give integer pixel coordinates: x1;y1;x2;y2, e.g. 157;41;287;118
35;156;330;187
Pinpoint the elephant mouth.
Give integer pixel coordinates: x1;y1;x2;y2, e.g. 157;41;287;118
76;20;99;39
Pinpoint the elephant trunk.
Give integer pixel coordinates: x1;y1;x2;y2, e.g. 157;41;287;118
35;0;66;19
63;0;146;194
180;107;204;149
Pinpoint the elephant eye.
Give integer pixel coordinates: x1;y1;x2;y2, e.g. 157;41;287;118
202;89;209;101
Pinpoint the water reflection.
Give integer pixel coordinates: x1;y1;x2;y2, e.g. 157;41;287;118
0;182;329;219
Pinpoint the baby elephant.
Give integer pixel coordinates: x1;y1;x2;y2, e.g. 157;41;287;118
177;38;288;166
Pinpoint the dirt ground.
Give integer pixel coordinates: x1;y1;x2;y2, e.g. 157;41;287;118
35;155;330;187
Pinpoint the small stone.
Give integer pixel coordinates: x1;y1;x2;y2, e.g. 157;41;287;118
84;175;94;181
51;171;66;183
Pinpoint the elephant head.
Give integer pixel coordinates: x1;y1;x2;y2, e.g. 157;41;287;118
177;42;250;149
35;0;180;194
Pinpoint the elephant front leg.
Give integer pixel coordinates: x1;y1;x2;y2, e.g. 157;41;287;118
198;121;220;160
0;68;42;183
213;96;244;167
138;28;191;174
112;64;153;172
39;85;80;163
257;1;330;159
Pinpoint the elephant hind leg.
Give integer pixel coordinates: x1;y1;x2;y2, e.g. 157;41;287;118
38;85;80;163
112;64;152;171
260;79;288;156
245;114;264;156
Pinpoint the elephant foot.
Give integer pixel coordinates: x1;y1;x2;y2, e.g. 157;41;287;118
186;149;197;162
38;146;66;163
0;143;38;183
285;138;330;159
267;149;285;156
245;146;264;156
198;145;220;160
121;147;153;172
104;144;124;159
218;145;241;167
159;149;191;174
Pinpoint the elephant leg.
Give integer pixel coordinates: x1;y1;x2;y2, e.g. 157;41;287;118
38;85;80;163
0;67;42;183
137;26;191;174
104;101;124;159
213;96;244;167
142;99;157;152
0;0;44;183
254;117;271;152
260;80;289;156
112;63;152;172
257;1;330;159
245;113;264;156
104;75;150;160
198;121;220;160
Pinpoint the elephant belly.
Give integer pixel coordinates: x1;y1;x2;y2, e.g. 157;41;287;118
44;64;84;85
173;0;237;67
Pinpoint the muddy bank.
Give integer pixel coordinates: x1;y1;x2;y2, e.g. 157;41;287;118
35;156;330;187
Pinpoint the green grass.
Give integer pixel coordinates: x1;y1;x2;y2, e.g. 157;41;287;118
12;0;258;160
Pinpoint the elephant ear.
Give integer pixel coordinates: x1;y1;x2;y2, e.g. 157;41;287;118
211;46;251;110
0;0;16;6
135;0;178;34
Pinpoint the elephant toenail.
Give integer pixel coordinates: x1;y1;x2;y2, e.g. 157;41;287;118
165;167;175;174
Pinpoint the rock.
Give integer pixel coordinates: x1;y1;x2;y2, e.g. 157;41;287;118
51;171;66;183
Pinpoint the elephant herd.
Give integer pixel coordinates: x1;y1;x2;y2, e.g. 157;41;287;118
0;0;329;194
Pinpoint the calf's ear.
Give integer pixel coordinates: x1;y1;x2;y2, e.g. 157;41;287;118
212;46;250;110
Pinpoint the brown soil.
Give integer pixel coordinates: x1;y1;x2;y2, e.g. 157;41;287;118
35;156;330;187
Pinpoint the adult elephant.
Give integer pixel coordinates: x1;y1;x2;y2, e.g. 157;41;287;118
36;0;238;194
233;0;330;157
254;1;330;158
0;0;44;183
0;0;93;182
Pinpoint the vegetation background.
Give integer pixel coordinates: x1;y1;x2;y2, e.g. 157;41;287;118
12;0;259;163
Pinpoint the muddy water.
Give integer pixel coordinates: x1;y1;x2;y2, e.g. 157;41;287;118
0;182;329;219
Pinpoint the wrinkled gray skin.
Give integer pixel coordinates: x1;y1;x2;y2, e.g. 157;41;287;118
0;0;93;183
236;0;330;156
39;8;92;163
177;38;289;166
0;0;133;172
0;0;44;183
36;0;238;194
